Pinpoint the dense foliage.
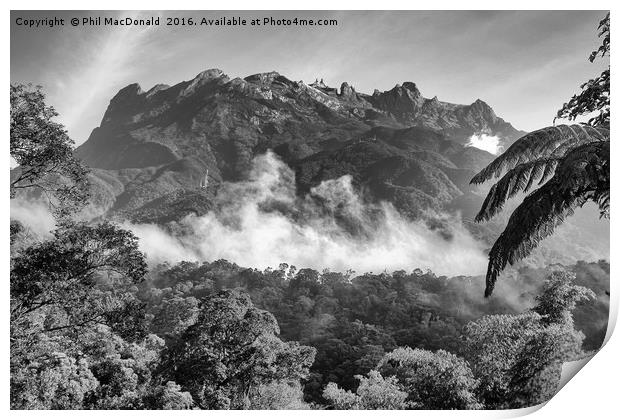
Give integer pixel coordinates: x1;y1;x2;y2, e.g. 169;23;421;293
9;161;609;409
10;229;607;410
158;289;315;409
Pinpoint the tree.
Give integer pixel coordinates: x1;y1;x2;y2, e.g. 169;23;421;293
10;325;173;410
80;330;166;409
376;347;481;409
10;83;89;217
160;290;316;409
10;351;99;409
149;295;200;338
10;221;148;346
322;382;359;409
10;221;150;409
556;13;610;127
533;270;596;327
464;271;593;408
504;323;582;408
323;370;409;409
463;312;545;408
471;13;610;296
304;319;395;402
249;381;310;409
143;381;194;409
9;84;158;409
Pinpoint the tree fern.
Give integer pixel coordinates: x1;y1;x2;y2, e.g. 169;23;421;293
472;13;610;296
482;141;609;296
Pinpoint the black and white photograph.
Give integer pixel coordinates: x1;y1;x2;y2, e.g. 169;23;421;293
6;5;614;413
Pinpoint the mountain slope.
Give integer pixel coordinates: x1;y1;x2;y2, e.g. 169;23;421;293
75;69;524;222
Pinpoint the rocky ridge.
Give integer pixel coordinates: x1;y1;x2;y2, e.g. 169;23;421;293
75;69;525;224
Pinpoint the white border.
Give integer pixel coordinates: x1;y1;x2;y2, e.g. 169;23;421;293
3;1;617;419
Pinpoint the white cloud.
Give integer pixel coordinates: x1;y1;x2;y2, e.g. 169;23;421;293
466;133;502;155
126;152;489;277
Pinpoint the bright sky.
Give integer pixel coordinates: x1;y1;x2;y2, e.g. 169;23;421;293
10;10;608;145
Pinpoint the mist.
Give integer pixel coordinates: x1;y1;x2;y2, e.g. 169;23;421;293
127;152;490;277
9;198;56;239
9;152;609;279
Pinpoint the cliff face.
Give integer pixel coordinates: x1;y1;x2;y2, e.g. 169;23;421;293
75;69;524;222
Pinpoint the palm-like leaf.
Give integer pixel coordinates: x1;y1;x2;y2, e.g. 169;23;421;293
482;141;609;296
474;158;559;222
471;123;609;296
471;125;609;186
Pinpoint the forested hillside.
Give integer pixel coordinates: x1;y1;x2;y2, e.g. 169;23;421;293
10;217;609;408
142;258;609;404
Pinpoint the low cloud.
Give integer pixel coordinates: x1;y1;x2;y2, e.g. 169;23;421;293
9;152;609;281
466;133;502;155
127;152;490;277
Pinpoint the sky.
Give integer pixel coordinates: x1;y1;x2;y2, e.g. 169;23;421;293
11;10;609;145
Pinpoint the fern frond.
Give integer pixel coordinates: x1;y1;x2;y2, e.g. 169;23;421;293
471;124;609;185
555;141;610;216
484;141;609;296
474;158;558;222
484;184;584;297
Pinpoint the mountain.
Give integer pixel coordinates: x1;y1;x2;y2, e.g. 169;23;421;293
75;69;525;223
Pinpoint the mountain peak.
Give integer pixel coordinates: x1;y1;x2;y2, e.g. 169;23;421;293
145;83;170;98
101;83;144;126
472;98;489;107
310;78;330;89
113;83;143;99
468;98;497;119
340;82;356;98
88;68;522;170
244;71;282;84
181;69;230;97
194;68;228;81
401;81;420;94
369;81;425;120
